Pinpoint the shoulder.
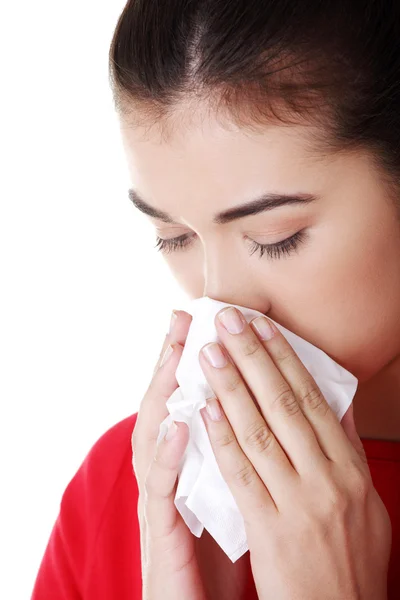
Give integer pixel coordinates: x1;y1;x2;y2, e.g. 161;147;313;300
55;411;140;557
63;412;139;514
31;413;140;598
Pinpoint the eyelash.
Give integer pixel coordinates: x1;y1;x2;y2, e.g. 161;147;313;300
154;230;308;260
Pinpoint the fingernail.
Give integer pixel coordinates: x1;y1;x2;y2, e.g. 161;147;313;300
218;307;245;334
165;421;177;441
169;310;178;335
251;316;275;341
205;397;223;421
202;343;228;368
160;344;173;367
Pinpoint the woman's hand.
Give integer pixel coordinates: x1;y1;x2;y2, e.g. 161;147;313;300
199;306;392;600
131;310;207;600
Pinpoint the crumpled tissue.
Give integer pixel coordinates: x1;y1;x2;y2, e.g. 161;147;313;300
156;296;358;562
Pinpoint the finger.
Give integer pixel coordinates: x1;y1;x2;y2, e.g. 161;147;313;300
198;344;298;505
152;333;169;377
152;310;193;375
212;307;326;475
199;396;277;528
144;310;192;436
133;342;184;479
248;315;362;466
145;420;189;541
133;310;192;483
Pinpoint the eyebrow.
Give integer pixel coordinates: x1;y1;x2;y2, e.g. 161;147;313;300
128;188;319;225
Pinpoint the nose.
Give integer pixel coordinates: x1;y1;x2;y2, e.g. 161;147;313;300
202;240;270;314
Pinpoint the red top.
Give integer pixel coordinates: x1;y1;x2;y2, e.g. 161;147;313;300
31;413;400;599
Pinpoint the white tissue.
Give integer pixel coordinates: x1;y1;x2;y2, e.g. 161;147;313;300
156;296;358;562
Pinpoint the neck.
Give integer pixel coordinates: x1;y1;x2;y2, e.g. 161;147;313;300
353;354;400;442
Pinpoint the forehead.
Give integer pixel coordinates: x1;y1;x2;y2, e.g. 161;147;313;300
119;110;334;214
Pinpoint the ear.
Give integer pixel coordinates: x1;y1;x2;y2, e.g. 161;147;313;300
341;403;368;465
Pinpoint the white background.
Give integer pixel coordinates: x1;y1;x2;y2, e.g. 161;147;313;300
0;2;188;597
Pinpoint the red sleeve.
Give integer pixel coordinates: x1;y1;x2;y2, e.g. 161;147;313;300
31;414;138;599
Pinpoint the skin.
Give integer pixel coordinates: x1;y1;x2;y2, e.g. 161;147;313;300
121;111;400;441
123;107;399;598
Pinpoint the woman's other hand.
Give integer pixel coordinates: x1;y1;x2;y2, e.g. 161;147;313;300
131;309;207;600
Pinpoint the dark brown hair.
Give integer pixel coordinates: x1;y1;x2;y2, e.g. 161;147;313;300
108;0;400;191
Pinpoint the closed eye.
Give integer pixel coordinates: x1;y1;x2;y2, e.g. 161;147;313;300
154;229;308;260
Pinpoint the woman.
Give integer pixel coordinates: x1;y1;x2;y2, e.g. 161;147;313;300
32;0;400;598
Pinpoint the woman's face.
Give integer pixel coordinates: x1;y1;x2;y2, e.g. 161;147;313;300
120;112;400;383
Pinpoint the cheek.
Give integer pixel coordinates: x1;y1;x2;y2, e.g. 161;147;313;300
282;231;400;381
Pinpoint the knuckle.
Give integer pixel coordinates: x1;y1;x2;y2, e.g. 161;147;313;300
321;480;349;516
359;450;369;467
240;337;262;359
214;429;236;449
243;421;275;455
271;387;300;417
274;347;296;368
298;384;328;415
223;372;243;394
354;443;370;467
348;465;371;500
233;458;256;488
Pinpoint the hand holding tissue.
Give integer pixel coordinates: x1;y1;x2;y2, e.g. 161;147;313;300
156;296;358;563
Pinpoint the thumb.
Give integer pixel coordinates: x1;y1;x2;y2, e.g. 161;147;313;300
341;403;368;465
